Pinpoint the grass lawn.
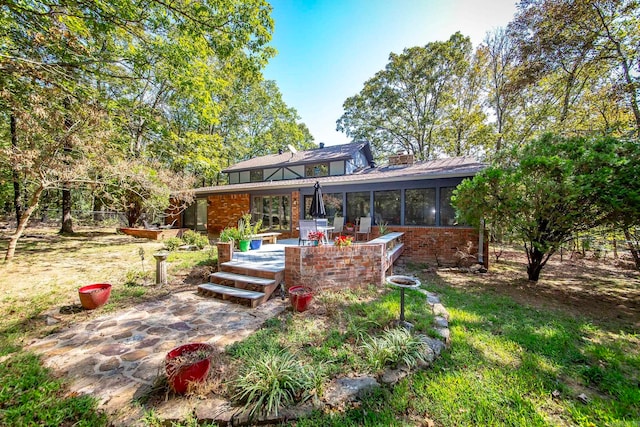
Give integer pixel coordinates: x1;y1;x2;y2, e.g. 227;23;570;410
1;226;639;426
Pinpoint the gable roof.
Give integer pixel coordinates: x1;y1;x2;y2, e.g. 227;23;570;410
197;156;484;195
222;141;373;172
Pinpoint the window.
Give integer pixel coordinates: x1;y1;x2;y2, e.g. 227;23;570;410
305;163;328;177
439;187;458;226
374;190;401;225
250;169;263;182
346;191;369;224
252;195;291;230
405;189;436;226
303;192;343;222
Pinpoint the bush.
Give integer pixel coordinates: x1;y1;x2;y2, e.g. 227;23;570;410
163;237;183;251
233;350;322;418
360;327;429;372
182;230;209;249
219;227;240;243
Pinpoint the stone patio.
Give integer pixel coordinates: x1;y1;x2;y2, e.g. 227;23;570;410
28;291;286;416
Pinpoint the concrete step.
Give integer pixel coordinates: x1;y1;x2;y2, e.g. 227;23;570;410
210;271;276;287
221;260;284;282
197;283;265;308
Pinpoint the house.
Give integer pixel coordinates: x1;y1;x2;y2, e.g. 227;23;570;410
170;141;488;267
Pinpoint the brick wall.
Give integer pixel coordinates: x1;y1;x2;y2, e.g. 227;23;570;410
370;226;488;268
217;242;233;266
284;244;386;292
207;194;250;234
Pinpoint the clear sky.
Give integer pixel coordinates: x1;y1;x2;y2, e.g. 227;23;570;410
263;0;519;146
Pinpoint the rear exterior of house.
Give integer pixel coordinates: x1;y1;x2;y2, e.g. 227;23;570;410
170;141;488;267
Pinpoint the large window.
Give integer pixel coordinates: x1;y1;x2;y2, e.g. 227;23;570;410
305;163;328;177
252;195;291;230
346;191;370;224
250;169;263;182
405;188;436;226
303;192;343;223
439;187;457;226
183;198;208;231
374;190;401;225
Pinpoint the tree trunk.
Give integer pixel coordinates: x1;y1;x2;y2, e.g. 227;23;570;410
5;185;45;262
10;113;23;226
623;228;640;270
60;97;73;234
525;243;552;282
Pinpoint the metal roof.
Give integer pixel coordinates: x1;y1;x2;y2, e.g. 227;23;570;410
196;156;484;195
222;141;372;172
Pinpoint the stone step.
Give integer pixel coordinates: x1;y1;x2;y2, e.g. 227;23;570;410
221;260;284;281
210;271;276;287
198;283;265;308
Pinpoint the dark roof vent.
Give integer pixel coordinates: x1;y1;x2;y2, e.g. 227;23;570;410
278;148;283;155
319;142;325;149
369;161;376;168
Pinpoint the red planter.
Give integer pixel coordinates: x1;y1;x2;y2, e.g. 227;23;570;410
78;283;112;310
165;343;214;394
289;286;313;312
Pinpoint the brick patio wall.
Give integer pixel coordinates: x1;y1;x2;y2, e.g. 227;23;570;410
369;226;488;268
284;244;386;292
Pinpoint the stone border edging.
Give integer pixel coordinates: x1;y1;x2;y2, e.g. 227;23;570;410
171;287;452;425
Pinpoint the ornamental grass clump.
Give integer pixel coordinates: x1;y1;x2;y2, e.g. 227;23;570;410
361;327;429;372
233;350;322;418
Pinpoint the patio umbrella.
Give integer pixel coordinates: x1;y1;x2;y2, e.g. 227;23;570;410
309;181;326;218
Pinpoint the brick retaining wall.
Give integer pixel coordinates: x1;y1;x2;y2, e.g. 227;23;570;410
284;244;386;292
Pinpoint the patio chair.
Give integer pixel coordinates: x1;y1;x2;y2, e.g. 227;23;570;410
159;219;177;229
330;216;344;239
143;220;159;230
298;220;317;246
355;216;371;241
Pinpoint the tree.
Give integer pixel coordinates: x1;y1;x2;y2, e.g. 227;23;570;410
453;134;637;281
337;33;475;161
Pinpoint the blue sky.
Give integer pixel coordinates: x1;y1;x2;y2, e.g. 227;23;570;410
263;0;519;146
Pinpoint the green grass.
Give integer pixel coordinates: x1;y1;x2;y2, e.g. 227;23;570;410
0;352;107;426
225;277;639;426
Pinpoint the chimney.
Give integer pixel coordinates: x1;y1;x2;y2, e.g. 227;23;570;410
319;142;325;149
388;153;414;166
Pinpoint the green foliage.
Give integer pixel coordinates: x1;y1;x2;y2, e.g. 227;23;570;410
233;350;323;418
360;328;429;372
219;226;241;243
0;352;107;426
181;230;209;249
453;134;640;280
163;237;183;251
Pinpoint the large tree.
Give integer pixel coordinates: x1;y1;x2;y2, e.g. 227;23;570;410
337;32;480;161
453;134;639;281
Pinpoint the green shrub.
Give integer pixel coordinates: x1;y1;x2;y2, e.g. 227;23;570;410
360;327;428;372
182;230;209;249
163;237;183;251
233;350;322;418
219;227;240;243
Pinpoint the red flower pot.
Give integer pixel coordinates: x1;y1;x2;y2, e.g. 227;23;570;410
289;286;313;312
78;283;112;310
165;343;214;394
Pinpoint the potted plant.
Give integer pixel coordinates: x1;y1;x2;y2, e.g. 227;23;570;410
165;342;215;394
334;235;353;247
238;214;252;252
288;286;313;312
249;218;264;250
307;230;325;246
219;226;240;249
78;283;112;310
344;222;355;233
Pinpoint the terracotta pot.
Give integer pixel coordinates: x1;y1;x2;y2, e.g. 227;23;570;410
165;343;214;394
78;283;112;310
289;286;313;312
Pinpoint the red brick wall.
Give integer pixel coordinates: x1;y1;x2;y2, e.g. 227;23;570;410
217;242;233;267
207;194;251;234
370;226;488;268
284;244;386;292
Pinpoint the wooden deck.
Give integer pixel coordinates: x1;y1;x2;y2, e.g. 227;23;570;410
117;227;187;240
